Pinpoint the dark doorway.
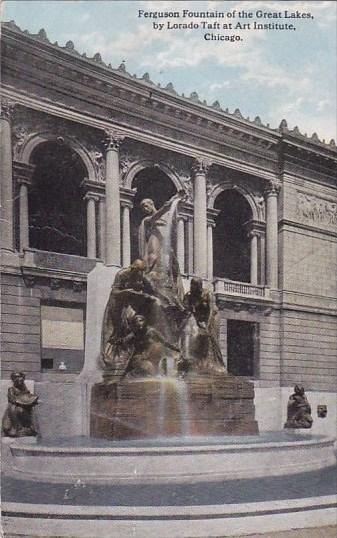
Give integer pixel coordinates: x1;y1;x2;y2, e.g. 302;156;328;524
29;141;87;256
213;190;252;282
130;167;176;261
227;319;258;377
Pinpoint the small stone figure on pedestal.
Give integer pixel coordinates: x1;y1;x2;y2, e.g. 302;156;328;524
2;372;39;437
284;385;313;429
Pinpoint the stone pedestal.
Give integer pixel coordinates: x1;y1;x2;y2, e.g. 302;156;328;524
90;374;258;440
79;263;120;384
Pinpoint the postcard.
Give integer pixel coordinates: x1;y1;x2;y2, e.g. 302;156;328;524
1;1;336;537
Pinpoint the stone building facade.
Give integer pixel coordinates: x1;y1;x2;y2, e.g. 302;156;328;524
1;21;336;434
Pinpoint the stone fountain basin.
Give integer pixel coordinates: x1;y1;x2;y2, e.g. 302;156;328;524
8;433;336;485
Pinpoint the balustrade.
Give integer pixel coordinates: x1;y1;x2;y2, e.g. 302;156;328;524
214;277;267;298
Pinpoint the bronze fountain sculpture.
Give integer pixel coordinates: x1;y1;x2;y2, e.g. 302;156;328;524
91;190;258;439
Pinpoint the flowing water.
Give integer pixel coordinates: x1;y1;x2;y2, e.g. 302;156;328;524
174;378;191;436
157;376;191;437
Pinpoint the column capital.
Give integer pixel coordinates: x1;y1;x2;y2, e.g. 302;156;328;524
176;213;189;224
247;229;260;240
81;178;105;196
84;191;100;203
244;218;265;236
120;186;136;208
265;178;281;196
192;156;212;176
104;129;125;151
207;208;220;228
0;98;15;121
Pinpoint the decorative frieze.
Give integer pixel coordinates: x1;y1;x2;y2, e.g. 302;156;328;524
296;192;337;229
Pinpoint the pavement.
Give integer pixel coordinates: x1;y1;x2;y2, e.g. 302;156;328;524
243;529;337;537
3;527;337;537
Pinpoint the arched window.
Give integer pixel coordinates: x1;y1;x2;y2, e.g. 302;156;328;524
213;190;252;282
130;167;176;261
29;141;87;256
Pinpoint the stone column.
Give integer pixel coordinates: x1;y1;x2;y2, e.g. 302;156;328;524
120;187;136;268
207;208;219;282
18;178;29;251
104;130;124;266
122;204;131;267
265;180;280;289
207;224;213;281
187;218;194;274
0;99;15;251
249;231;259;285
192;157;210;278
14;163;35;252
98;196;106;260
177;217;185;273
85;193;98;259
259;232;266;285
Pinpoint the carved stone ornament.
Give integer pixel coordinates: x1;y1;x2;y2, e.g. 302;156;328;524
317;404;327;418
88;149;105;182
254;194;266;220
13;125;29;160
23;275;36;288
296;192;337;229
192;156;212;175
104;130;125;151
182;177;193;203
0;98;15;121
206;181;214;201
265;178;281;196
50;278;62;290
119;157;132;185
72;281;84;292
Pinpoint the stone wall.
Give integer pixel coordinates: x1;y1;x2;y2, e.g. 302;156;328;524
1;273;41;380
279;177;337;309
259;312;281;386
280;311;337;392
277;177;337;393
1;271;87;380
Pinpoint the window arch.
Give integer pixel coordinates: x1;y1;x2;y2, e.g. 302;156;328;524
29;141;87;256
213;189;252;282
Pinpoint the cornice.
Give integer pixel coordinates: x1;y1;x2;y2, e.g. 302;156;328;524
3;20;336;159
1;22;278;139
1;88;279;183
279;219;337;239
2;57;280;161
